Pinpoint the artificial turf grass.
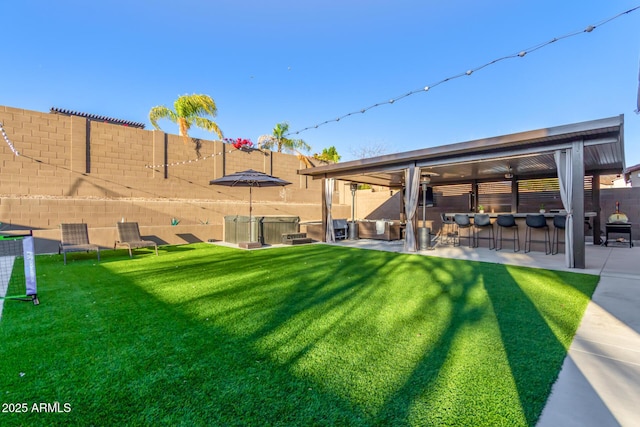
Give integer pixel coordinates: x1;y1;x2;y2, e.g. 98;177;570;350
0;243;598;426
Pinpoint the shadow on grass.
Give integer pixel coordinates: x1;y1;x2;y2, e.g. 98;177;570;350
0;247;373;425
0;243;597;426
58;244;197;266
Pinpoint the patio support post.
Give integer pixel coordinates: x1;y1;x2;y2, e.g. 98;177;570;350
472;181;479;211
321;177;327;242
591;173;602;245
403;165;420;252
571;140;585;268
511;178;518;212
556;149;574;268
556;139;586;269
324;178;335;243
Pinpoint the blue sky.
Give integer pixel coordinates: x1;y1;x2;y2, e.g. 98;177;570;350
3;1;639;165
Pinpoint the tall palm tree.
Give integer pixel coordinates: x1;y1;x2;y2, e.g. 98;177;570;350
257;122;311;154
149;94;224;143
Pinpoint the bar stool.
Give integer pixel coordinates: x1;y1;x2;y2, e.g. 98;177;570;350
454;214;473;248
524;214;550;254
496;214;519;252
552;215;566;255
473;214;494;249
440;213;456;244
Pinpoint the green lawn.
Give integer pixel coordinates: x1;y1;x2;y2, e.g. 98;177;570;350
0;243;598;426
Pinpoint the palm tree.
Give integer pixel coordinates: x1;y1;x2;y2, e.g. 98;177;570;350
257;122;311;154
149;94;224;143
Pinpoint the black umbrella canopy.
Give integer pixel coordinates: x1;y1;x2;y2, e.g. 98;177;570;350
209;170;292;243
209;169;292;188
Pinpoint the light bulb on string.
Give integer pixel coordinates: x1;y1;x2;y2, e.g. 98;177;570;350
283;5;639;138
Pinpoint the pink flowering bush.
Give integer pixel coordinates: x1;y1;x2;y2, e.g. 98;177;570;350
225;138;254;150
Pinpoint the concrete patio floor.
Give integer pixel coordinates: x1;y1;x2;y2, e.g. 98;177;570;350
331;238;640;427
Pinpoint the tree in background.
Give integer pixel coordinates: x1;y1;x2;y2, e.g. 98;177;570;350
257;122;311;154
149;94;224;144
313;146;341;163
349;142;387;159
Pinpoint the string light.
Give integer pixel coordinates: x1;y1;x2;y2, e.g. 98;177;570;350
286;5;640;137
144;145;269;169
145;148;236;169
8;8;635;169
0;122;20;156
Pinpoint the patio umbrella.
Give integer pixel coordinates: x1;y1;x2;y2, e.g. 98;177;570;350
209;169;292;243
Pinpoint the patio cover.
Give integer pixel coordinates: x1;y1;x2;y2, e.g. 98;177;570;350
298;115;626;268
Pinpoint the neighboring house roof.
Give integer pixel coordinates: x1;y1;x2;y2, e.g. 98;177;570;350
624;162;640;184
50;107;145;129
625;163;640;173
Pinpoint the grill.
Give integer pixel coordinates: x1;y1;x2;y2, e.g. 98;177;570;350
604;202;633;248
333;219;348;240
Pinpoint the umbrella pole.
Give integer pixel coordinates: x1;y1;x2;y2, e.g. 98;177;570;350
249;186;254;242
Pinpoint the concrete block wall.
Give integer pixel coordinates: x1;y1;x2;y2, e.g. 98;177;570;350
4;106;637;253
1;105;349;252
0;108;71;197
353;187;402;221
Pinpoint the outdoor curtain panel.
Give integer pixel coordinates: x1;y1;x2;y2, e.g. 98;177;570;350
555;149;574;268
325;178;335;243
403;165;421;252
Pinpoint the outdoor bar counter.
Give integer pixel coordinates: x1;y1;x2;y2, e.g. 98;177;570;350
444;212;596;219
443;212;597;252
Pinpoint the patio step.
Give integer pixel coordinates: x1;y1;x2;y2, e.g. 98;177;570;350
282;233;313;245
